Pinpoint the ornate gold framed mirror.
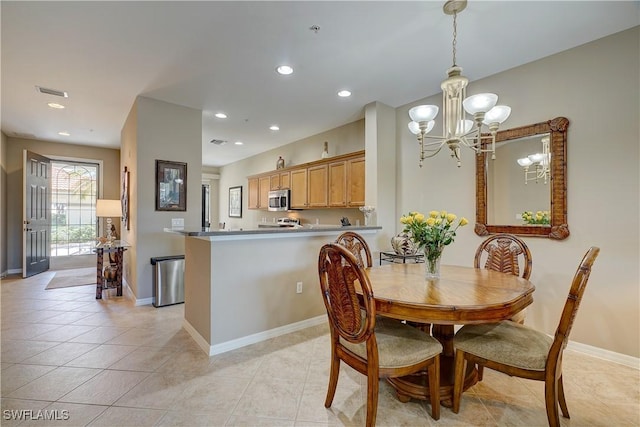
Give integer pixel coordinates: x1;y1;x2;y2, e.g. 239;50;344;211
475;117;569;239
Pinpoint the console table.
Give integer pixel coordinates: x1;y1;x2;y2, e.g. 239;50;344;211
94;240;129;299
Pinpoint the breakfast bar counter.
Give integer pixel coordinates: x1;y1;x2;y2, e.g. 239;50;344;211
166;224;380;237
167;225;381;356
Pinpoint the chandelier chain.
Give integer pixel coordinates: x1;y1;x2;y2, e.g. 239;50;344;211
452;12;458;66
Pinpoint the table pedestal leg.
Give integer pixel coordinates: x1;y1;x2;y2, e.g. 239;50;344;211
387;324;478;407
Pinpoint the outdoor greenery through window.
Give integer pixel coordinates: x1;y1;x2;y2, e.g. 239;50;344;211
51;161;99;256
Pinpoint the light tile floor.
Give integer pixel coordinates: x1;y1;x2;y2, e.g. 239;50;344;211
1;269;639;426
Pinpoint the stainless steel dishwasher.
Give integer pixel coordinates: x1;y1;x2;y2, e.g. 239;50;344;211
150;255;185;307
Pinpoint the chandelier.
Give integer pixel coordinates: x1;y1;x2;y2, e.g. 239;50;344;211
407;0;512;167
517;136;551;184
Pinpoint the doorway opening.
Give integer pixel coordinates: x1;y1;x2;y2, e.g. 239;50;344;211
50;161;99;257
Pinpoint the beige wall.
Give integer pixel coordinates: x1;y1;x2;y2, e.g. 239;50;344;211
3;137;120;272
395;27;639;357
1;132;7;275
218;119;366;230
121;96;202;301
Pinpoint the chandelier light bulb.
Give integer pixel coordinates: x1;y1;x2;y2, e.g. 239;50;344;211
408;105;439;122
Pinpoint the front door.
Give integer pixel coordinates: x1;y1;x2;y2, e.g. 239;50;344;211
23;150;51;277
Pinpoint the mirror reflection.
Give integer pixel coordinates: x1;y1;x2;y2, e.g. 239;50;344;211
487;134;551;226
475;117;569;240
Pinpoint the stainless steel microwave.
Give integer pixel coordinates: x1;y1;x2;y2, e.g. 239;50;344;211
268;189;290;212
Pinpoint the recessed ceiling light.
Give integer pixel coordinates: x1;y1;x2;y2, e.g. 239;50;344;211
47;102;65;109
276;65;294;75
269;125;280;131
337;90;352;98
234;141;244;145
58;131;70;136
215;112;227;119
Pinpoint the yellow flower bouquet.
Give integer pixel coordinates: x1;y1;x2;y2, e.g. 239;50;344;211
522;210;550;225
400;210;468;279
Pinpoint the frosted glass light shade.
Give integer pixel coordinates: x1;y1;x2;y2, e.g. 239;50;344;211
408;121;420;135
408;120;435;135
517;158;533;167
457;119;473;135
483;105;512;124
96;199;122;217
463;93;498;114
408;105;439;122
528;153;546;163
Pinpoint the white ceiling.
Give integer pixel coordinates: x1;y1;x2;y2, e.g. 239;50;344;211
2;1;638;167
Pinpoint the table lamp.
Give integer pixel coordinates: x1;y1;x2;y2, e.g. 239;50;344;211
96;199;122;243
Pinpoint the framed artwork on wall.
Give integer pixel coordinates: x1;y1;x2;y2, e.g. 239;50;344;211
156;160;187;211
229;186;242;218
121;166;130;230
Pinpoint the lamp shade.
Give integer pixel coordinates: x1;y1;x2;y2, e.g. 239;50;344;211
463;93;498;114
409;105;439;122
517;158;533;167
96;199;122;217
483;105;512;125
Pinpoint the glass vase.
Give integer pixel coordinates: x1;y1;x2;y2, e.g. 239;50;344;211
424;246;443;279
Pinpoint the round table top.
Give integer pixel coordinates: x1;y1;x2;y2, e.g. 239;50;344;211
363;263;535;325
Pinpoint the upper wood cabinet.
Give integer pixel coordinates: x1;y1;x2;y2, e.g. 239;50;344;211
270;171;290;190
258;176;270;209
247;150;365;210
347;156;365;207
248;177;259;209
307;164;328;207
328;160;347;207
289;168;308;209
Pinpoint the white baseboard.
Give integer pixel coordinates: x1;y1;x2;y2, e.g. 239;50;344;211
8;268;21;275
134;296;154;306
184;315;327;356
182;319;212;355
567;340;639;370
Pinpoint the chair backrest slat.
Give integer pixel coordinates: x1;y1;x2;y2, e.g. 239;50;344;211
319;243;375;343
335;232;373;268
475;233;532;280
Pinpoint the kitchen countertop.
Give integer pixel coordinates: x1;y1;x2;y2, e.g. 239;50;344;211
165;225;381;237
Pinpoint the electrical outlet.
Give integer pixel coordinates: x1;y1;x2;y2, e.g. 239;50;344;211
296;281;303;294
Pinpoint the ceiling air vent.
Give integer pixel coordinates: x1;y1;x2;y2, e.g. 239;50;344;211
35;86;69;98
210;139;227;146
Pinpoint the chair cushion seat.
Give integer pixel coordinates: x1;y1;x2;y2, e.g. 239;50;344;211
453;321;552;371
343;317;443;369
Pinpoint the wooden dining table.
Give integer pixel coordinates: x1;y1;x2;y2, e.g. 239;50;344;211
360;262;535;406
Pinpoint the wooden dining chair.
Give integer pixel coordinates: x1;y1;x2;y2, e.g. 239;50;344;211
452;246;600;427
335;231;373;268
475;233;532;324
318;243;442;426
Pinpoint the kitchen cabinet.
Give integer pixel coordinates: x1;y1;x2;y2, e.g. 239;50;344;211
289;168;307;208
247;150;364;210
248;177;259;209
258;176;270;209
347;156;365;207
328;160;347;207
270;171;290;190
307;164;328;207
